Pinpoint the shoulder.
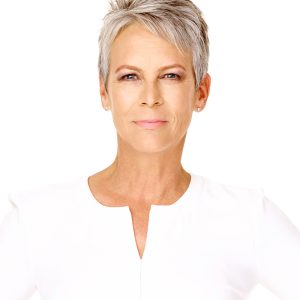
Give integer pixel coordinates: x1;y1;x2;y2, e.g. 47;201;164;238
192;174;264;220
6;177;88;243
8;177;86;218
4;178;88;258
198;174;263;206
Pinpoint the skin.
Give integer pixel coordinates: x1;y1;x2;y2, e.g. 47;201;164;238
89;22;211;258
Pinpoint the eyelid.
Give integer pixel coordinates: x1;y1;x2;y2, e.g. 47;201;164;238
120;73;138;80
119;72;182;80
164;73;181;79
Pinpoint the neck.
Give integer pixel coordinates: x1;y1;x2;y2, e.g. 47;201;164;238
98;134;190;206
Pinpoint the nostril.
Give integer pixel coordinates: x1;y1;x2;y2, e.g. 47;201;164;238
140;99;163;107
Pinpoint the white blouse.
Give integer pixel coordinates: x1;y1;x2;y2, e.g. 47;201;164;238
1;173;300;300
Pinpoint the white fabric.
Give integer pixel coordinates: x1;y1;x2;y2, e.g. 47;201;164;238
1;173;300;300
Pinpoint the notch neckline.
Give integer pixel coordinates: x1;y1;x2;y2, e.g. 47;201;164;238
85;172;195;210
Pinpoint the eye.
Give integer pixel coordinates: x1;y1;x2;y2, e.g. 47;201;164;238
120;73;138;80
119;73;181;81
164;73;181;80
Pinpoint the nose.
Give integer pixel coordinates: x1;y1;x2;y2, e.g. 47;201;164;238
140;80;163;107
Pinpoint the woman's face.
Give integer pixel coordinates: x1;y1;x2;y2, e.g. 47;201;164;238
100;22;210;153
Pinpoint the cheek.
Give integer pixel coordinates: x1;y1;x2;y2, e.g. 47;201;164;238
166;83;195;106
108;90;138;137
110;89;134;115
174;111;192;133
169;91;194;131
170;89;194;114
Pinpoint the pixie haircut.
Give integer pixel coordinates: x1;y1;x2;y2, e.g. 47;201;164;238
98;0;209;91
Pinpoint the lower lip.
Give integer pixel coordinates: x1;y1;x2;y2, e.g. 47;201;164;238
134;121;167;129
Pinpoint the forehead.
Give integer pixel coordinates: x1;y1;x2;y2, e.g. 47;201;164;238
110;22;192;69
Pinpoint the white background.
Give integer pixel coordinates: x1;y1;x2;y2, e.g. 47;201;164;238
0;0;299;299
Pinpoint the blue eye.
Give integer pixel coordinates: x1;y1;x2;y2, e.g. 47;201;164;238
120;74;138;80
119;73;181;81
164;73;181;79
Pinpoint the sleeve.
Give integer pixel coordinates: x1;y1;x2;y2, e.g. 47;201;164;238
254;195;300;299
0;199;37;300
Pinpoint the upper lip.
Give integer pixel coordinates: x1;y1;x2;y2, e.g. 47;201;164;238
134;119;167;123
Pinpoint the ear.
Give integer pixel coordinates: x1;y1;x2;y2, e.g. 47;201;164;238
99;75;110;110
194;73;211;112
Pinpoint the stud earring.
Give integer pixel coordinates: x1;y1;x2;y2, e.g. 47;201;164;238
196;107;201;112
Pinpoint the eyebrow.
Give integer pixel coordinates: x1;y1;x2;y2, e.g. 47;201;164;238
114;64;186;73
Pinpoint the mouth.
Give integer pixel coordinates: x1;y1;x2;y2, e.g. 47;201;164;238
133;120;168;130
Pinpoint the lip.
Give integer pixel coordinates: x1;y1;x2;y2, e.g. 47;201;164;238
134;120;168;129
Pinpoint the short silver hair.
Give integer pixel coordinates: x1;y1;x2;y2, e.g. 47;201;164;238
98;0;209;91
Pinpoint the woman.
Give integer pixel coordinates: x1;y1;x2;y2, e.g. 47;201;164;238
1;0;300;299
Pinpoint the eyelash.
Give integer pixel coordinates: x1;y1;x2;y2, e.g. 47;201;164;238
120;73;181;81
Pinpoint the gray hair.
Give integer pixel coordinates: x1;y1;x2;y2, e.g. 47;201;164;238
98;0;209;91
